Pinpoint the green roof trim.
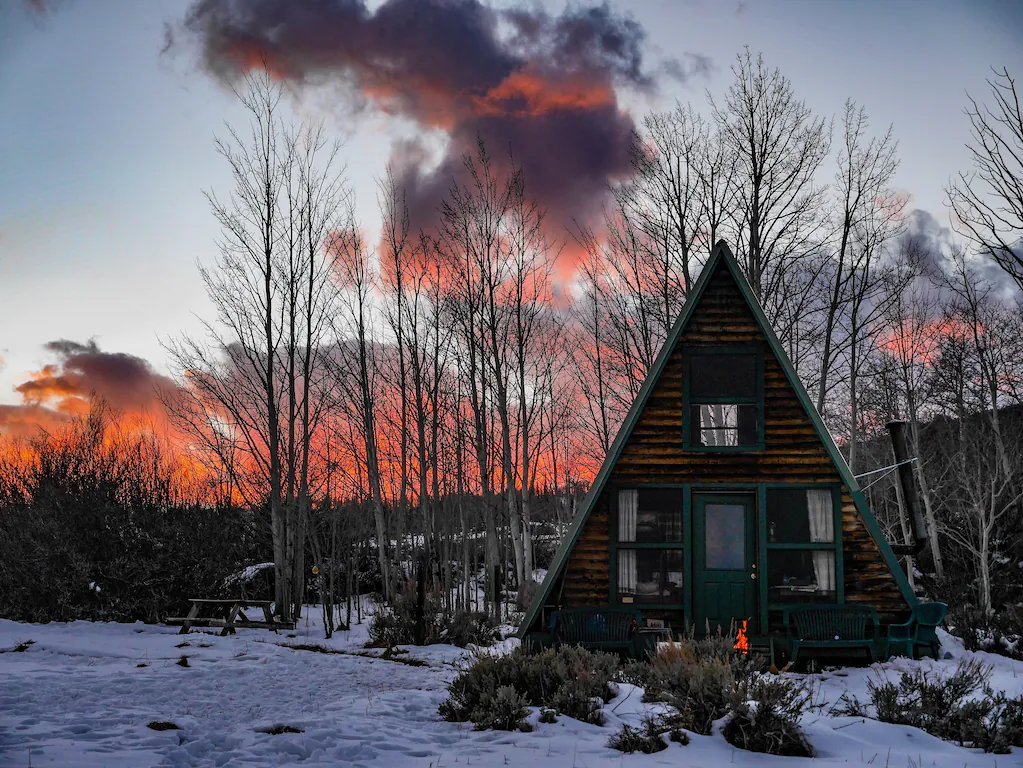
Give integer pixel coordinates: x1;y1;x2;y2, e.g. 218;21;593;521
518;241;915;638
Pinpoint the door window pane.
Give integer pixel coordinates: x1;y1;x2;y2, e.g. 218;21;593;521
767;549;836;602
704;503;745;569
618;549;684;605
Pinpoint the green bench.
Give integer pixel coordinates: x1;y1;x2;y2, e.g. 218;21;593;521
550;607;642;657
886;602;948;659
785;605;880;665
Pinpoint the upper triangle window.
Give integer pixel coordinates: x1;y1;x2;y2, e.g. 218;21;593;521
684;349;763;451
690;354;756;399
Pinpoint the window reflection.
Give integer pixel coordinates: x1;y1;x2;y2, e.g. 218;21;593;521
766;489;834;544
767;550;836;602
618;549;684;605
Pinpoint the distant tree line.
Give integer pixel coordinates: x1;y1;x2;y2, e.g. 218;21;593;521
0;404;261;622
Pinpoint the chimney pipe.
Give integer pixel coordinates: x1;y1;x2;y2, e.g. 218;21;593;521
885;419;927;556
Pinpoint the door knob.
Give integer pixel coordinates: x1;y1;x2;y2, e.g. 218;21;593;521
750;573;757;580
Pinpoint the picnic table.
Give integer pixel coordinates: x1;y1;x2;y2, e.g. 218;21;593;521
165;599;296;636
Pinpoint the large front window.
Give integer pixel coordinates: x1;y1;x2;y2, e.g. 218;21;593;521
766;488;839;603
616;488;684;605
684;350;762;450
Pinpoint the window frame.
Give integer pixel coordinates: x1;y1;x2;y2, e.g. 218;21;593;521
762;484;844;609
682;345;765;453
610;486;688;610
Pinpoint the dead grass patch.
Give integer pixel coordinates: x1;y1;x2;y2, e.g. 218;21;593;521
147;721;180;731
257;724;304;735
1;640;36;653
282;643;428;667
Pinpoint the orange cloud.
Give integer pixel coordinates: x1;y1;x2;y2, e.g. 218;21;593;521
881;316;975;366
474;70;615;118
1;340;180;439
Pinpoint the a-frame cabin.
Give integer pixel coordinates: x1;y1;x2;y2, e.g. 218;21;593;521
520;241;916;656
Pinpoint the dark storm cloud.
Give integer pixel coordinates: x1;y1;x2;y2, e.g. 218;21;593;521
899;209;1020;299
173;0;704;233
14;339;176;412
899;209;954;273
0;340;180;438
977;241;1023;299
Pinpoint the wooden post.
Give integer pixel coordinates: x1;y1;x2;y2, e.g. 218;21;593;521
179;602;200;635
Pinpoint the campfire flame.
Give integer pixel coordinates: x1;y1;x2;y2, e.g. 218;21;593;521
734;619;749;653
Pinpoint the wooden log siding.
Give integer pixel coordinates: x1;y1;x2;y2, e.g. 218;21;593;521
559;263;910;623
561;502;610;606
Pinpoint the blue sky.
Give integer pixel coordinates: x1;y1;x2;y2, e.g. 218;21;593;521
1;0;1021;406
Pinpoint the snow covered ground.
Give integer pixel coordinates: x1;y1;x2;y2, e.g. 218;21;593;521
1;607;1021;768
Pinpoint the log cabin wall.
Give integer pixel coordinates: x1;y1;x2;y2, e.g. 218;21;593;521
557;261;910;626
560;497;610;607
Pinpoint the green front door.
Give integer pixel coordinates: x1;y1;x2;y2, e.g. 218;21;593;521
693;493;757;636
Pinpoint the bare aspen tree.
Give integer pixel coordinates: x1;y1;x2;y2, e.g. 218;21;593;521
712;48;831;304
397;231;449;570
932;249;1023;608
574;213;661;399
627;103;708;298
936;248;1020;478
947;67;1023;290
695;120;741;257
506;170;559;586
289;124;350;621
380;173;412;510
464;149;525;591
326;206;391;610
164;68;299;621
439;142;505;617
844;243;912;473
573;250;624;466
377;171;413;601
428;239;450;584
817;100;903;416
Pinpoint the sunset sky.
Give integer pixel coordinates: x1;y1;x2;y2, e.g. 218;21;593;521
1;0;1022;429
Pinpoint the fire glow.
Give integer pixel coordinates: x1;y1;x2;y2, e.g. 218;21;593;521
734;619;749;654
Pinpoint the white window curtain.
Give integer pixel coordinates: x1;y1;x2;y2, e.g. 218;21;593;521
807;489;836;593
618;490;638;594
806;490;834;543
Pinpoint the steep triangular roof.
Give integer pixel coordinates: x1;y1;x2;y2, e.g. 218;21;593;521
519;241;915;637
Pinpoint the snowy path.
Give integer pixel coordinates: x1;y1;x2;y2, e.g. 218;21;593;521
1;612;1021;767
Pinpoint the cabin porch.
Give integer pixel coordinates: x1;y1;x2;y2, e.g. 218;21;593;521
525;601;945;665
